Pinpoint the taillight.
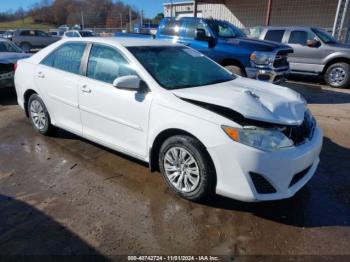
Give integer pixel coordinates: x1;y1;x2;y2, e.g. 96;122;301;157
13;63;17;72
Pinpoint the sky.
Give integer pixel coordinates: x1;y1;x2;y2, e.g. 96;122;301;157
0;0;181;18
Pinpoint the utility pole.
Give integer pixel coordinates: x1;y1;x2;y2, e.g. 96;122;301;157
129;7;132;32
120;13;123;29
140;9;143;26
265;0;273;26
81;10;85;29
170;0;173;18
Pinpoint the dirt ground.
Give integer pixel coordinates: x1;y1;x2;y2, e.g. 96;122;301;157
0;78;349;259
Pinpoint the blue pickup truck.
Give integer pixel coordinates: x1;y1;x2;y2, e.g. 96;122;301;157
117;17;293;84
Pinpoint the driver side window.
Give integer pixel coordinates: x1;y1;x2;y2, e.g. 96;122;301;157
87;44;136;84
289;30;315;45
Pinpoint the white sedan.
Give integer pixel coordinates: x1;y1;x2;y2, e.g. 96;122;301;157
14;38;323;202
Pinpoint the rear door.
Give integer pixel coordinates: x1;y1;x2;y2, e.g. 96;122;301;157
34;42;86;135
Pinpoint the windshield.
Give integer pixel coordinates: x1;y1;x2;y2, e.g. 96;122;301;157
312;28;337;43
206;20;246;38
80;31;95;37
127;46;235;90
0;41;22;53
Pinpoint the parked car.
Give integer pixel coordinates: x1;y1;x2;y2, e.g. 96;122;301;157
117;17;293;84
256;26;350;88
3;30;15;41
0;38;30;88
14;38;322;202
58;25;70;31
63;30;96;38
0;30;6;38
49;29;65;38
12;29;60;52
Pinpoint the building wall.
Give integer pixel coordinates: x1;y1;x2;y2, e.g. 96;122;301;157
164;0;349;31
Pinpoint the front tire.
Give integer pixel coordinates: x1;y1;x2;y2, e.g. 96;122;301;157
224;65;245;76
28;94;56;135
324;62;350;89
159;135;216;202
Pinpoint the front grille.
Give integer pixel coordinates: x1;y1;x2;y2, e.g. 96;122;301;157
284;111;315;146
250;172;276;194
289;166;312;187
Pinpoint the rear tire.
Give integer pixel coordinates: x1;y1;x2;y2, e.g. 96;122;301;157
159;135;216;202
28;94;56;135
224;65;245;76
324;62;350;89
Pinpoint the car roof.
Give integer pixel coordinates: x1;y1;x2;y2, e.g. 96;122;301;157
261;26;316;30
61;37;180;47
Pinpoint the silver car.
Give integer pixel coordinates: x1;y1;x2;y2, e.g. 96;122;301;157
0;39;30;88
255;26;350;88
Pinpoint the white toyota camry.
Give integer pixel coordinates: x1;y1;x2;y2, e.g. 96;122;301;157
14;38;323;202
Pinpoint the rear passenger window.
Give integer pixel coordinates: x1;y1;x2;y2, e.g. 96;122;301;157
160;20;181;36
41;42;86;74
288;31;313;45
184;20;210;38
87;44;136;84
20;30;35;36
264;30;285;42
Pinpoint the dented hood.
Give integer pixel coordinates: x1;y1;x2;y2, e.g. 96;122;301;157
171;78;306;126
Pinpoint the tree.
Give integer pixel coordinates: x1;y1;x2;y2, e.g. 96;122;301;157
154;12;164;23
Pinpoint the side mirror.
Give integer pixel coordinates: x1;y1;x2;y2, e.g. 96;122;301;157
195;28;216;48
307;39;321;48
113;75;141;90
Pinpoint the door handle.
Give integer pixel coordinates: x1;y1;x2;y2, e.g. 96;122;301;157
81;84;91;93
37;72;45;78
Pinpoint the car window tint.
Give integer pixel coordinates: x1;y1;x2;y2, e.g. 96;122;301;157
20;30;34;36
264;30;285;42
288;30;314;45
41;42;86;74
36;30;48;37
184;19;209;38
160;20;181;36
87;44;136;84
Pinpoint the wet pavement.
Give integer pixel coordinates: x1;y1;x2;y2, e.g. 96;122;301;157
0;79;350;258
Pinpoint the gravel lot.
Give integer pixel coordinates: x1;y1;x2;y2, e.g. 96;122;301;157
0;78;349;259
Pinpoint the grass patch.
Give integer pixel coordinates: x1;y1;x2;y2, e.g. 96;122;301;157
0;17;53;31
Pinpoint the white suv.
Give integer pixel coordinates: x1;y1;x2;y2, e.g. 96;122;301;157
14;38;323;202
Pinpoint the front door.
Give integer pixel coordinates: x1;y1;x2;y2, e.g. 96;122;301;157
78;44;152;158
286;30;324;73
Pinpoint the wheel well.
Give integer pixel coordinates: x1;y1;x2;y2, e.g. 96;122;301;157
23;89;37;117
220;58;246;75
149;129;213;173
323;57;350;74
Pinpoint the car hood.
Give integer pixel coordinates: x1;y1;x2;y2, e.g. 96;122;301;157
222;37;293;53
171;78;306;126
0;52;31;64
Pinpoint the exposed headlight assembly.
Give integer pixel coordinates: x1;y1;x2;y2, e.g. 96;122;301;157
250;51;275;66
222;126;294;151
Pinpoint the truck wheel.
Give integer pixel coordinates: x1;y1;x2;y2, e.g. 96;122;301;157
20;42;31;53
325;62;350;89
28;94;56;135
224;65;245;76
159;135;216;202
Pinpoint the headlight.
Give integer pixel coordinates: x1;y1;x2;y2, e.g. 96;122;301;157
222;126;294;151
250;51;275;66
